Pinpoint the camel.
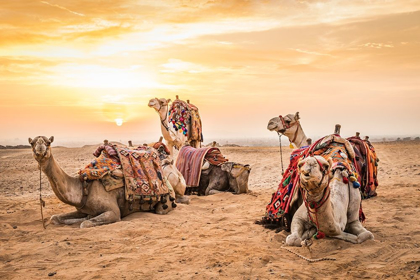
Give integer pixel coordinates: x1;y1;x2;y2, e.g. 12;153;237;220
197;162;251;196
267;112;309;148
29;136;173;228
285;152;374;246
148;97;201;156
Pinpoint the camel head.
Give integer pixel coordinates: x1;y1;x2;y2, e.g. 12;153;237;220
298;155;332;194
267;112;300;133
148;98;171;112
221;162;251;194
28;136;54;163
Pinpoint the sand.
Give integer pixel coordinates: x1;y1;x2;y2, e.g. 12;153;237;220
1;142;420;279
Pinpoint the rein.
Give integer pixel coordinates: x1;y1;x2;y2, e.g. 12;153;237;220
277;133;285;175
35;147;48;229
158;102;170;131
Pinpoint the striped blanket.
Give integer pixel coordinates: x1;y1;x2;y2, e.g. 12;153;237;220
176;146;226;187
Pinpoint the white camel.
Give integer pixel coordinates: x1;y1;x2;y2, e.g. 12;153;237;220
148;98;200;156
267;112;309;148
286;152;374;246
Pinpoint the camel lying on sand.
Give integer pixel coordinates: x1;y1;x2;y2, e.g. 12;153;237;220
197;162;251;196
29;136;173;228
286;148;374;246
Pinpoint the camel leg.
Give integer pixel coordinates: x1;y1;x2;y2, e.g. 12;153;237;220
80;210;120;228
205;181;226;196
176;194;190;204
286;206;310;246
330;232;359;244
345;220;374;243
50;211;89;225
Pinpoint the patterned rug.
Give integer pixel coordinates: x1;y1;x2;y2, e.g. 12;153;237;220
79;145;169;201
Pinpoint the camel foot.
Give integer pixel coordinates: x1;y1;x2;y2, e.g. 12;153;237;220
176;195;190;204
208;190;224;195
286;233;302;247
50;215;61;225
80;220;95;228
357;231;374;243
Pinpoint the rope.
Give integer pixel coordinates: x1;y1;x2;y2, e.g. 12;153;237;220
281;246;336;262
39;166;47;229
278;133;284;175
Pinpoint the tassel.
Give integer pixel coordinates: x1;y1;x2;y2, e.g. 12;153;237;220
342;176;349;184
349;176;357;182
353;181;361;188
172;202;177;208
313;231;326;239
289;143;294;149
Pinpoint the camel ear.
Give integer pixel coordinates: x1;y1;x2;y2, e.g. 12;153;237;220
322;158;330;171
297;158;305;170
28;138;33;144
167;98;171;103
295;112;300;120
327;158;333;171
49;136;54;143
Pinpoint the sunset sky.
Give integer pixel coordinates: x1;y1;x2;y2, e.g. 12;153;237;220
1;0;420;146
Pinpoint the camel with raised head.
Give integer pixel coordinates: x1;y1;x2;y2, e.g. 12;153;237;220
267;112;310;148
285;151;374;246
148;97;200;156
29;136;173;228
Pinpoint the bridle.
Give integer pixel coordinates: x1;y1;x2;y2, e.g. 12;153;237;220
300;155;329;193
278;115;301;144
157;100;170;131
300;156;331;239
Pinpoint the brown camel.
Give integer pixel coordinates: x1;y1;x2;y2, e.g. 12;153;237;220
29;136;173;228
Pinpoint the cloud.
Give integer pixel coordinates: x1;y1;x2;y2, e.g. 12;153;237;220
40;1;85;17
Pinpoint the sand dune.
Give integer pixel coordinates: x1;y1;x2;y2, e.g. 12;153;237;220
1;143;420;279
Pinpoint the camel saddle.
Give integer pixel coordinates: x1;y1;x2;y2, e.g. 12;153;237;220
79;144;170;201
169;100;203;142
347;137;379;198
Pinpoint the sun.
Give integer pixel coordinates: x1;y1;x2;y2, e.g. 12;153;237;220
115;118;123;126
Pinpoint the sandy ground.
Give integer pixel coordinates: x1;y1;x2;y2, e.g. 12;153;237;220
1;142;420;279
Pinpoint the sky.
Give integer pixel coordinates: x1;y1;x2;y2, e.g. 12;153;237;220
1;0;420;146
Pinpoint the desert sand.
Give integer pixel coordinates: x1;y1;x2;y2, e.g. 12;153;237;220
1;142;420;279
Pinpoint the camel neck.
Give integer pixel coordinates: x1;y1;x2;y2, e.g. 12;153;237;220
40;155;83;207
288;123;308;148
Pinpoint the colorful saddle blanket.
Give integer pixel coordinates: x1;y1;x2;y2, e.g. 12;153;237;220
79;145;169;201
264;135;365;227
347;137;379;199
176;146;228;187
169;99;203;142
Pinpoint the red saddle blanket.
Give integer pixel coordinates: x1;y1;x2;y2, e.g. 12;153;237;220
176;146;228;187
79;145;169;200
